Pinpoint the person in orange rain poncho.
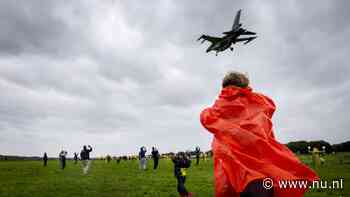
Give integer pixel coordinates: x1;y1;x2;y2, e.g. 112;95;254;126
200;71;319;197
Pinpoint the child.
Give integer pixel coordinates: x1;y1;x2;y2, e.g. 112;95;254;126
172;152;193;197
200;71;319;197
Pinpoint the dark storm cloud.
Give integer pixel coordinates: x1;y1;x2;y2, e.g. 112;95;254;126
0;0;349;156
0;1;87;57
266;1;350;88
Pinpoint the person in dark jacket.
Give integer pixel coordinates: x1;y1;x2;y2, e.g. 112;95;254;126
59;150;67;170
151;147;160;170
106;155;112;163
172;152;193;197
80;145;93;174
195;146;201;165
81;145;92;160
73;152;79;164
43;152;48;167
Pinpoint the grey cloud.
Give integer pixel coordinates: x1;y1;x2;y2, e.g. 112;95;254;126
0;1;76;56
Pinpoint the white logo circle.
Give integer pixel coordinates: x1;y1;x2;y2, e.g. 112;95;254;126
262;178;274;190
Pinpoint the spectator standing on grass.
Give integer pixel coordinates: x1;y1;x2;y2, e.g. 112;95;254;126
151;147;160;170
80;145;93;174
172;152;193;197
59;150;67;170
200;71;319;197
73;152;78;164
106;155;111;163
43;152;48;167
139;146;147;170
195;146;200;165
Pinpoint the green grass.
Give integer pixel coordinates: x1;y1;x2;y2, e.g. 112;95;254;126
0;153;349;197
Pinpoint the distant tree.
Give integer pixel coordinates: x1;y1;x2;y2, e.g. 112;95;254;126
309;140;333;153
287;141;309;154
287;140;333;154
332;141;350;152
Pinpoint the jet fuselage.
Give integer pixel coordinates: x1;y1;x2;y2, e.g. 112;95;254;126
206;30;240;53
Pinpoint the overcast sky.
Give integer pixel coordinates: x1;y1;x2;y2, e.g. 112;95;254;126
0;0;349;157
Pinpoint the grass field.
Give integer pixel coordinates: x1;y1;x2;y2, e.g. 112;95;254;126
0;153;349;197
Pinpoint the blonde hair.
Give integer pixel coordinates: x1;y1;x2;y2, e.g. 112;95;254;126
222;71;249;88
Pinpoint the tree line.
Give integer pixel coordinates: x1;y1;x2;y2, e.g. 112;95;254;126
286;140;350;154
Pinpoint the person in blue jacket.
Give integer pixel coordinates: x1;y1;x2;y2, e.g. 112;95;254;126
139;146;147;170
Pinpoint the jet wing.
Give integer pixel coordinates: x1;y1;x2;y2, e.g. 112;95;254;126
236;36;257;44
232;9;242;30
241;30;256;35
197;35;221;43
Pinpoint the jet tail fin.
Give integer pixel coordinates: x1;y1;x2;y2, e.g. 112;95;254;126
232;9;242;30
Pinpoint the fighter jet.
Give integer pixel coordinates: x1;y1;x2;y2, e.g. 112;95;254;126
197;9;257;55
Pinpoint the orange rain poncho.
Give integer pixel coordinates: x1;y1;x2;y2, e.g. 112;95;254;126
200;86;318;197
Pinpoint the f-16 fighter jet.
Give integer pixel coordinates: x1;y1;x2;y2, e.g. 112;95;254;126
197;9;257;55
